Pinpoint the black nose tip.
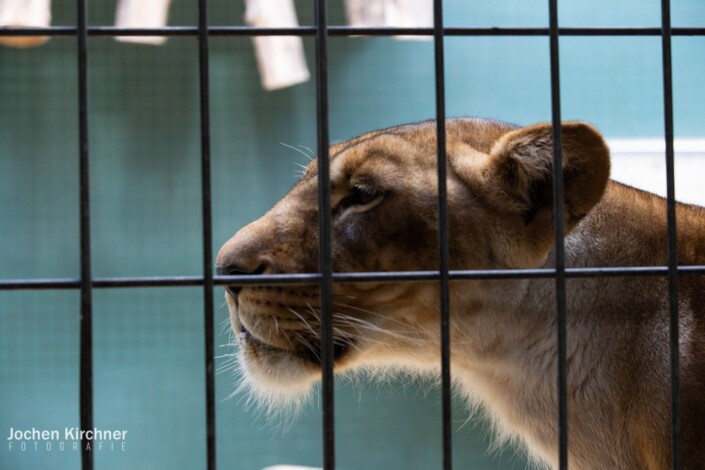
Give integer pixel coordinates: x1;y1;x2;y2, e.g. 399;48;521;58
217;264;265;298
215;265;248;276
215;263;267;277
216;265;247;298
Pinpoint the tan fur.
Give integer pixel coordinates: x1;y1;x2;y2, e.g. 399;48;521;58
216;118;705;469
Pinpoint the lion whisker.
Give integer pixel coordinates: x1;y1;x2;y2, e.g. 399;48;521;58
216;356;240;374
332;302;418;330
334;325;409;350
219;316;233;335
292;332;321;363
296;144;315;160
288;307;320;339
331;312;425;344
335;340;365;356
279;141;314;161
272;316;280;334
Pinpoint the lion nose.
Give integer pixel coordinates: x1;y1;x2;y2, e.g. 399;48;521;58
215;264;252;276
215;223;269;277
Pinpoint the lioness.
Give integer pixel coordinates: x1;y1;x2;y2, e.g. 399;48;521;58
216;119;705;469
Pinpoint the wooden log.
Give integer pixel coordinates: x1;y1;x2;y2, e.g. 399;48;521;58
344;0;433;41
345;0;385;28
244;0;310;91
387;0;433;41
0;0;51;48
115;0;172;45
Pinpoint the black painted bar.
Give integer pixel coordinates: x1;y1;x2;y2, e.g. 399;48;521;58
313;1;336;469
196;0;216;466
3;265;705;291
659;1;682;468
432;1;453;469
76;0;93;466
2;26;705;37
547;0;569;468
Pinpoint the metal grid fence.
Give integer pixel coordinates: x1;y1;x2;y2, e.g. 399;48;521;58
1;1;705;469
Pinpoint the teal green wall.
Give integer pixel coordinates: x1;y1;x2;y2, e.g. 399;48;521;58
1;0;703;469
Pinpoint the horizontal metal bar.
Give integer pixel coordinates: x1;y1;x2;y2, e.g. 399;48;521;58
2;266;705;291
446;26;705;36
1;26;704;38
0;279;82;289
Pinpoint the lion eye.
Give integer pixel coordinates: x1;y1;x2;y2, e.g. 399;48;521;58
338;186;382;212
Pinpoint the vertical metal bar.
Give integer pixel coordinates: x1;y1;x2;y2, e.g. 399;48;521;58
659;1;681;468
313;1;335;469
432;1;452;469
197;0;216;467
547;0;568;468
76;0;93;466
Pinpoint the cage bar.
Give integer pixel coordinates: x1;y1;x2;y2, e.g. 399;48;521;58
313;1;336;469
659;0;682;468
75;0;93;466
431;1;453;469
547;0;569;468
2;26;705;37
196;0;217;467
3;265;705;291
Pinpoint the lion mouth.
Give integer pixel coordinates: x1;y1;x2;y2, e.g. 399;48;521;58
228;289;352;366
238;321;350;366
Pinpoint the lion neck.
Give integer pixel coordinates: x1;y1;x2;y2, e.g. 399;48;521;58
446;180;677;469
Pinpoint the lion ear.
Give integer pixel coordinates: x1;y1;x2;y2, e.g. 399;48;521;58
484;121;611;231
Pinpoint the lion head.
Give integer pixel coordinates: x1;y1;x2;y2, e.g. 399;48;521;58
215;118;610;406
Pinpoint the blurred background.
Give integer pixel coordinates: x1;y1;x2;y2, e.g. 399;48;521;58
1;0;703;469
